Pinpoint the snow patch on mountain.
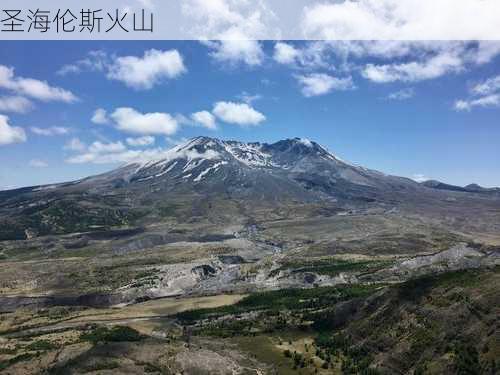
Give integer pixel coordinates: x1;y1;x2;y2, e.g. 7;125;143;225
222;141;274;168
133;144;221;172
194;161;228;182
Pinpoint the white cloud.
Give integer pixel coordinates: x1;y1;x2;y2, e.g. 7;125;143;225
64;137;86;151
274;42;300;65
29;159;48;168
275;41;500;86
57;50;109;76
206;39;265;67
474;41;500;64
237;92;262;105
191;111;217;130
107;49;186;90
110;107;179;135
454;94;500;112
301;0;500;40
454;74;500;111
126;135;155;146
0;115;26;145
213;101;265;126
471;75;500;96
88;141;126;154
386;88;415;101
0;65;77;103
296;73;355;97
0;96;33;113
30;126;69;136
272;41;331;69
181;0;278;40
181;0;278;66
362;52;464;83
91;108;109;124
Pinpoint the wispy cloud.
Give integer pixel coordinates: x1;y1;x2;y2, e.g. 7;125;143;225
454;94;500;112
386;88;415;101
57;50;109;76
0;65;77;103
212;101;266;126
64;137;86;152
29;159;48;168
0;96;34;113
454;74;500;111
126;136;156;147
362;52;464;83
30;126;69;136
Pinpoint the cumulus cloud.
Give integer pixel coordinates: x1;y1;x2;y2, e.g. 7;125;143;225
64;137;86;151
0;65;77;103
191;111;217;130
386;88;415;101
57;49;187;88
181;0;279;66
0;115;26;145
207;39;264;67
110;107;179;135
126;135;155;146
91;108;109;124
29;159;48;168
107;49;186;90
274;42;300;65
0;96;33;113
300;0;500;40
212;101;266;126
30;126;69;136
296;73;355;97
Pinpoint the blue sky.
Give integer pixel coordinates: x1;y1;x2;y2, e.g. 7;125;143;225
0;40;499;189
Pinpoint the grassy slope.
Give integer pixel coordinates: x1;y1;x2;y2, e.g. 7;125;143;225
177;267;499;374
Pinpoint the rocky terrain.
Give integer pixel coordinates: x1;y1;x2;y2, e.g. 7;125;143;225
0;136;499;374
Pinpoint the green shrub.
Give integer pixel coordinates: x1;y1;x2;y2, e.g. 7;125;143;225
81;326;142;344
26;340;58;351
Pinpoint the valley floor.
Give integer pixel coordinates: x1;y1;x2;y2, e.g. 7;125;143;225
0;267;498;374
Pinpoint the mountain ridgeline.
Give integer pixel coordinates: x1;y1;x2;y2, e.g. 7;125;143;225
0;136;498;241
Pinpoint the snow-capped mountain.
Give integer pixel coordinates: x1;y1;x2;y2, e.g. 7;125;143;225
112;136;404;191
0;136;454;240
